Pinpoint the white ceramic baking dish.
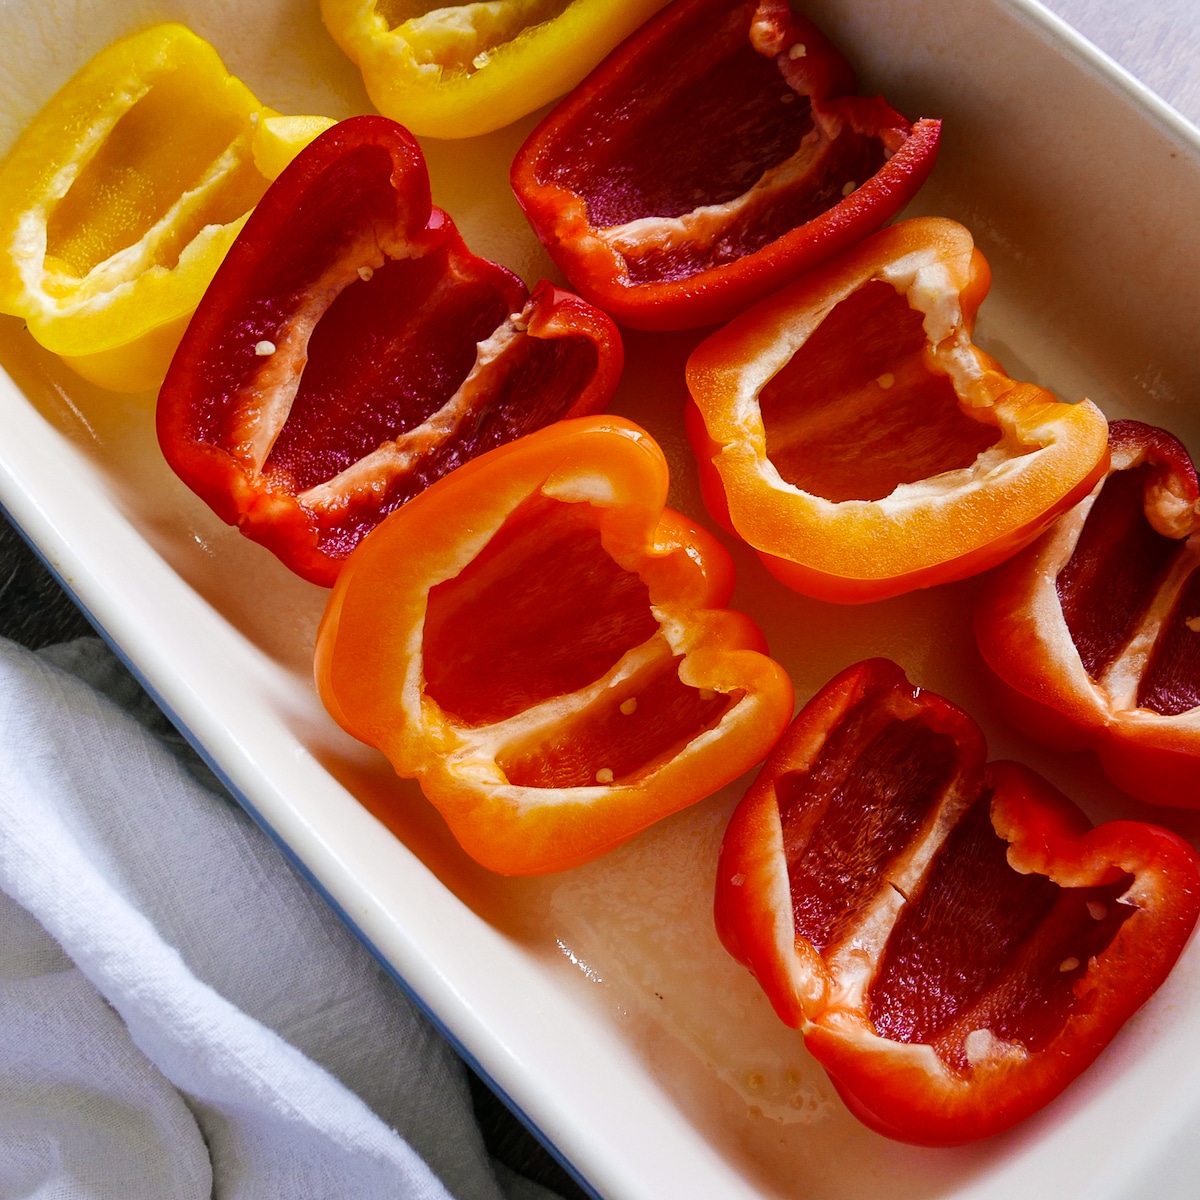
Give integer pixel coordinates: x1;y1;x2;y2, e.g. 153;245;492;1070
2;1;1200;1197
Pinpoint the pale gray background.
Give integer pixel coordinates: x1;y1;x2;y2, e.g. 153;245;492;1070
1042;0;1200;125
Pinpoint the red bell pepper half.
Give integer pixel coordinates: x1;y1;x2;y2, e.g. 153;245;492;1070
715;658;1200;1145
976;420;1200;808
158;115;623;586
509;0;941;330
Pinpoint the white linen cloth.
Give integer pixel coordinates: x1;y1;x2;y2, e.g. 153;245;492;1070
0;636;558;1200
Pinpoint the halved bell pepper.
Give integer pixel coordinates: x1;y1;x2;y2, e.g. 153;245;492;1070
314;415;794;875
321;0;671;139
686;217;1111;602
0;23;334;392
158;115;623;587
715;657;1200;1144
509;0;941;330
976;420;1200;809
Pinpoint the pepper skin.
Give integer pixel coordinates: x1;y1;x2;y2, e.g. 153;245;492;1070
314;415;794;876
0;23;334;392
158;115;623;587
685;217;1111;602
509;0;941;330
715;658;1200;1145
976;420;1200;809
321;0;671;140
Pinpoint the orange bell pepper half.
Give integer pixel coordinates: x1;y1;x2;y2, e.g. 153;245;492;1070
976;420;1200;808
716;658;1200;1144
314;415;794;876
685;217;1111;602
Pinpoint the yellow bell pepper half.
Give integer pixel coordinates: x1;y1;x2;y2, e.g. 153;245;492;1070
0;24;335;392
321;0;671;140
